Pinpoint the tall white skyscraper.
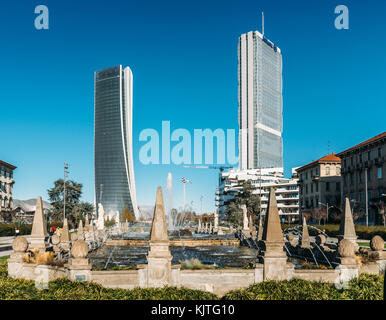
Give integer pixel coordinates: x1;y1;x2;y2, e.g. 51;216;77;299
94;65;139;219
238;30;283;170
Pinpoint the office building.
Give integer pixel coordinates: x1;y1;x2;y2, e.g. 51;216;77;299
217;168;299;222
238;30;283;170
94;65;139;219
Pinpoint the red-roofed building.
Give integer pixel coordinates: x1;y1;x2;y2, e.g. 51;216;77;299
296;154;342;222
337;132;386;225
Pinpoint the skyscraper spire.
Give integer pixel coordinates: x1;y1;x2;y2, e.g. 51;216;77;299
262;11;264;37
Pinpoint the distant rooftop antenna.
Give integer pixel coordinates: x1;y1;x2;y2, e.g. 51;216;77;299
262;11;264;37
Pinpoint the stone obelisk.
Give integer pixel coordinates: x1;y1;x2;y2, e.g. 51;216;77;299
260;188;288;280
61;217;70;250
77;219;84;240
29;196;49;253
146;187;173;287
300;217;311;249
84;215;90;232
338;198;358;251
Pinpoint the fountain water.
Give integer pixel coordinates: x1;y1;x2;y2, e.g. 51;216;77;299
166;172;174;228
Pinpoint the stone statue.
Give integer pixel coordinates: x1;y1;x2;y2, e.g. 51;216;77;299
242;204;249;231
97;203;105;231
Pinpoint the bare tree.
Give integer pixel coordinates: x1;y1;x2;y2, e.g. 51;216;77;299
311;207;327;225
375;201;386;227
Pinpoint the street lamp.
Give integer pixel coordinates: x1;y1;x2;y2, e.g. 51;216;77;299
319;201;333;224
63;163;69;222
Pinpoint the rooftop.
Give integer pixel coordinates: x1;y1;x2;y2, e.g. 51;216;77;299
296;153;341;172
337;132;386;155
0;160;17;170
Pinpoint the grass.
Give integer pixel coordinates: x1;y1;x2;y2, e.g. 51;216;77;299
358;242;386;249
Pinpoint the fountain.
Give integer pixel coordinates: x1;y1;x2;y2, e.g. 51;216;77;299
6;193;386;296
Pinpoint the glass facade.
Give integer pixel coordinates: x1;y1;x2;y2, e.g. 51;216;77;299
238;31;283;169
94;65;138;218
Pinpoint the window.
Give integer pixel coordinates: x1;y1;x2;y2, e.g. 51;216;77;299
311;183;313;193
367;169;371;181
344;159;347;167
359;154;362;163
325;167;330;175
326;182;330;191
350;157;353;165
359;171;363;184
306;184;308;194
378;148;382;158
359;192;363;202
316;183;319;192
344;175;347;185
336;182;340;191
368;151;371;161
350;173;354;184
336;167;340;175
378;167;382;179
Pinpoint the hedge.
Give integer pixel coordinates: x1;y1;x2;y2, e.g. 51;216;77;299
282;224;386;240
222;274;384;300
0;257;217;300
0;224;32;237
0;257;383;300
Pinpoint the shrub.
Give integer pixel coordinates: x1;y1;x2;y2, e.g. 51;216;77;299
282;224;386;240
0;257;217;300
0;256;383;300
0;224;32;237
222;274;384;300
180;258;214;270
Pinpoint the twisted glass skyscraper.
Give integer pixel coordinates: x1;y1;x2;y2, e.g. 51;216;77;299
238;30;283;170
94;65;139;218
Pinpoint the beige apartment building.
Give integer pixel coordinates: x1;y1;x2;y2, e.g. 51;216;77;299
296;154;341;220
0;160;16;213
337;132;386;225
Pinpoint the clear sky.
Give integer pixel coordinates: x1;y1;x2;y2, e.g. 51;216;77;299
1;0;385;213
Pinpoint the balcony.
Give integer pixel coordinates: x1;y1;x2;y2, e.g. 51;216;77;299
312;174;320;181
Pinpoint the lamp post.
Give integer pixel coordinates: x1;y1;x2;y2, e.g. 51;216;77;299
319;201;333;224
63;163;69;222
365;167;369;226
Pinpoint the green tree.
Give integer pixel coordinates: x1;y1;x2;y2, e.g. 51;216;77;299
225;201;242;225
47;179;94;226
224;181;260;226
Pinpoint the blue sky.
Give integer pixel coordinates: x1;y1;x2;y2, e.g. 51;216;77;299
1;0;385;213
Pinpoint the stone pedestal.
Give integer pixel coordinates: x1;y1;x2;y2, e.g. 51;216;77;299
28;237;48;254
261;242;288;281
66;239;91;281
146;243;173;287
66;259;92;281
